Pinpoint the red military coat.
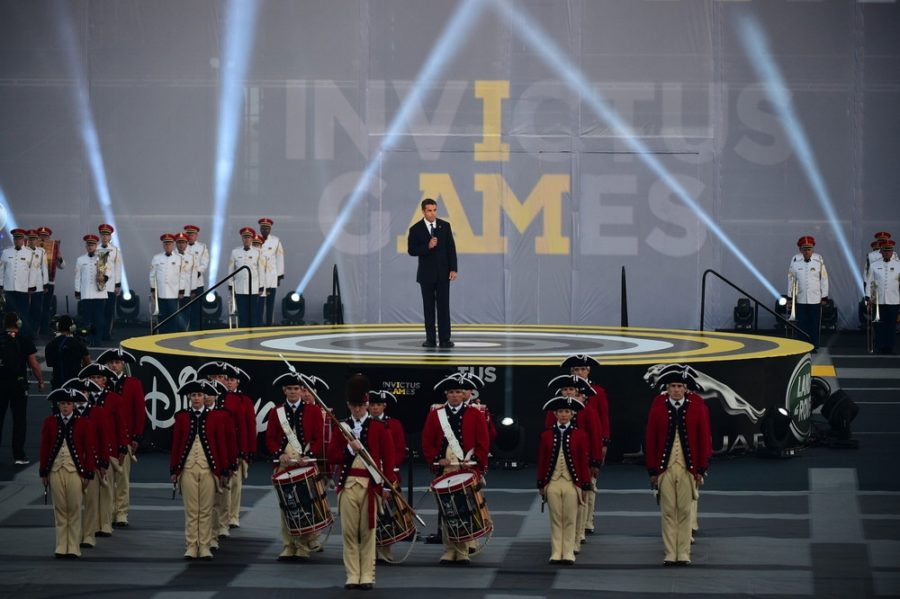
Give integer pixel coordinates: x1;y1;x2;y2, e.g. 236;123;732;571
94;390;129;457
209;407;239;472
39;414;97;478
118;375;147;443
588;382;611;446
422;403;490;475
77;404;112;469
327;416;397;489
378;415;407;467
544;402;603;468
169;408;230;477
536;426;592;490
645;394;711;477
232;390;257;456
265;401;325;460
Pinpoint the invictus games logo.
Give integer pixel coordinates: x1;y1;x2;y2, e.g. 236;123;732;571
785;355;812;441
382;381;422;397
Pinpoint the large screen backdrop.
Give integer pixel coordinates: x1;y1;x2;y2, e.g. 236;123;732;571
1;1;899;330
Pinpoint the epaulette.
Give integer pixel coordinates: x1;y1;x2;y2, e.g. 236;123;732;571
430;403;445;411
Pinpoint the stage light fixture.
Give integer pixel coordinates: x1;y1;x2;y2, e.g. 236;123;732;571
737;15;863;296
281;292;306;325
733;298;754;330
207;0;262;285
202;291;223;327
774;295;789;331
492;0;780;300
820;389;859;447
115;292;141;325
493;419;525;469
821;298;838;332
757;406;795;458
294;0;485;295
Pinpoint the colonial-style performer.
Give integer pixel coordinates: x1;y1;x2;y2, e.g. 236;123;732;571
561;355;610;535
421;372;490;565
98;348;145;527
227;227;262;327
39;388;96;558
183;224;210;331
257;218;285;326
150;233;188;334
537;395;591;565
461;372;497;445
74;234;111;346
80;363;128;538
66;378;110;548
224;364;256;528
97;224;122;340
645;369;712;567
545;374;602;546
266;369;326;561
327;374;397;590
199;379;238;547
367;389;407;562
170;380;229;559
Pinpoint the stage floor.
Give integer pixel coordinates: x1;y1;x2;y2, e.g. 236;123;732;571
122;323;813;366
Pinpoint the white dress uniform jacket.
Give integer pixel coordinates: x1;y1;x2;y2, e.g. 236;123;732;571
176;251;195;297
187;241;209;290
0;246;34;292
257;250;278;289
260;235;284;282
866;255;900;305
74;253;112;300
98;244;122;292
227;247;261;295
150;252;187;299
788;253;828;304
29;246;49;289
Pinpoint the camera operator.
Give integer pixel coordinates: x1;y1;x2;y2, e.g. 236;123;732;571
44;315;91;390
0;311;44;465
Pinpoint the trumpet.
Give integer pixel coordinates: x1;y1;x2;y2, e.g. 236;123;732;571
788;276;798;322
872;281;881;323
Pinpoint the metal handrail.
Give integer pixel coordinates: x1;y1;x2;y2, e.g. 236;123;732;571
152;265;252;334
699;268;809;340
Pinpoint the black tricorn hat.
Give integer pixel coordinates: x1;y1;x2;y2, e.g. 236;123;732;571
197;361;232;378
367;390;397;404
560;354;600;369
434;372;477;393
547;374;596;397
96;348;136;365
178;380;207;395
543;396;585;412
78;363;113;379
48;388;81;404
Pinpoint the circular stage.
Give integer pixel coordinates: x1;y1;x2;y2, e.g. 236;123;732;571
124;324;813;460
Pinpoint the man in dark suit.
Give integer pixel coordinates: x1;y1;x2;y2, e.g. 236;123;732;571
407;198;458;348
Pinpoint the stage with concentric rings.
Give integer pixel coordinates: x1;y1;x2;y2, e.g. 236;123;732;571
124;324;813;460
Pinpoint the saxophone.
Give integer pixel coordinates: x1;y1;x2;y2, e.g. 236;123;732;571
96;248;110;291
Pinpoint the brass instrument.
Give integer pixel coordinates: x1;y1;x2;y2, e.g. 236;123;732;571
228;285;238;329
788;275;798;322
866;280;879;354
96;248;110;292
44;239;61;283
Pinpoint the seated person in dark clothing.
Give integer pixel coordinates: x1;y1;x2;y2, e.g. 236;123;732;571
44;315;91;389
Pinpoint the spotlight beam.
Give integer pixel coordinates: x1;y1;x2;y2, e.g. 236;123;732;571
55;2;130;294
491;0;780;300
737;14;863;296
294;0;486;295
0;185;19;233
207;0;262;285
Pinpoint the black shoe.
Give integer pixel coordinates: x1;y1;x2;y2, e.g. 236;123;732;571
422;340;437;348
112;521;128;528
359;583;374;590
548;559;562;564
345;583;360;590
439;340;455;348
675;560;691;567
54;553;65;559
79;543;93;549
561;559;575;565
96;531;112;538
663;560;676;567
585;528;594;535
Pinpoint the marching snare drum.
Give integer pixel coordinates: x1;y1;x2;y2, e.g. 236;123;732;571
430;470;492;543
272;464;333;535
376;487;416;547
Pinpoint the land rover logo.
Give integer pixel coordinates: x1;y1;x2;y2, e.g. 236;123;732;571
786;354;812;441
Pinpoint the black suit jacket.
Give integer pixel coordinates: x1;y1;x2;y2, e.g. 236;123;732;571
407;218;458;284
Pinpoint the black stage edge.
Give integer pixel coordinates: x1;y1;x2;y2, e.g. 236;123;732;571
123;323;814;462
